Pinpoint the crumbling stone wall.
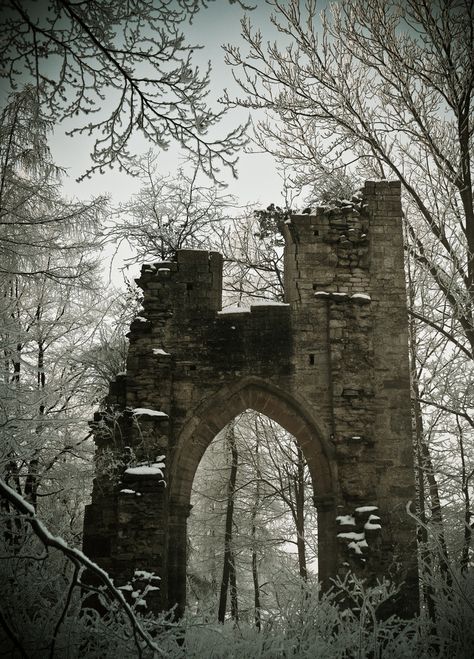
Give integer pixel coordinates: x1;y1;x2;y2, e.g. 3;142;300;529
83;180;418;618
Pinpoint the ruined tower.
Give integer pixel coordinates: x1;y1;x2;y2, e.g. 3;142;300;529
83;180;418;617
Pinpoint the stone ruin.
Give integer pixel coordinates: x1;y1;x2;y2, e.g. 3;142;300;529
83;180;419;618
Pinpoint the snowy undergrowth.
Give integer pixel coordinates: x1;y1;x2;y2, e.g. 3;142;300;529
2;507;474;658
156;573;474;659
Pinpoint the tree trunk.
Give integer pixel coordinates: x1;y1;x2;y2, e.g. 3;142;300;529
229;550;238;623
293;444;307;580
251;533;261;630
218;422;238;623
25;334;45;510
458;418;473;572
412;371;437;621
407;265;449;618
251;439;261;630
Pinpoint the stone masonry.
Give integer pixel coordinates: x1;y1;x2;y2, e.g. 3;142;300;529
83;180;419;618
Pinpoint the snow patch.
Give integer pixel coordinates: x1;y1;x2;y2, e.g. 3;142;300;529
125;462;165;478
132;408;168;418
364;520;382;530
152;348;170;356
251;300;289;307
337;532;365;541
336;515;356;526
218;304;250;314
355;506;379;513
135;570;160;581
120;489;136;495
135;316;147;322
348;541;363;555
351;293;371;302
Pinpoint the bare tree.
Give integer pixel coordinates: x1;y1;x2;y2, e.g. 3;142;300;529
216;208;285;305
0;87;118;541
1;0;251;181
224;0;474;594
190;411;317;623
225;0;474;354
0;479;165;657
218;422;239;624
110;150;233;264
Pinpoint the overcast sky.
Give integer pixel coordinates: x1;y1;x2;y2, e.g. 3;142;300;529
48;1;287;209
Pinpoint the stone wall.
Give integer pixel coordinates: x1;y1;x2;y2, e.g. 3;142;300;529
83;180;418;618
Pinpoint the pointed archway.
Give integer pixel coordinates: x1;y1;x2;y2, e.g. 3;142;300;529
167;378;338;616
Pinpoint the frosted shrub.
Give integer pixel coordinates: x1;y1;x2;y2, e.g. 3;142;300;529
0;504;163;658
169;577;428;659
2;490;473;658
423;566;474;659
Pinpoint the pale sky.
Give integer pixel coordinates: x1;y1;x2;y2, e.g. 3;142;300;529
2;1;328;285
48;1;286;209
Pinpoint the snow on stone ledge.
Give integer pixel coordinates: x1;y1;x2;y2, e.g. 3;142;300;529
250;300;289;307
364;514;382;530
355;505;379;513
314;291;349;300
132;408;168;418
218;301;289;315
314;291;372;304
124;461;165;478
351;293;371;303
218;304;251;314
152;348;170;356
135;570;160;581
348;541;363;555
337;532;365;541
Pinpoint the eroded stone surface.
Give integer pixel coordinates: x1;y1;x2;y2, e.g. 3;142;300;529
83;181;418;618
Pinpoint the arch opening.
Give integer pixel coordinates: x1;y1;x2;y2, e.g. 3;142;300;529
167;381;338;618
169;379;335;508
188;409;318;621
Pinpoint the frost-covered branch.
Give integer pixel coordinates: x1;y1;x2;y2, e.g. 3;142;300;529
1;0;250;181
0;478;166;657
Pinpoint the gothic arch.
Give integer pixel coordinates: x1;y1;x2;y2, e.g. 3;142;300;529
167;377;339;616
169;376;336;509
